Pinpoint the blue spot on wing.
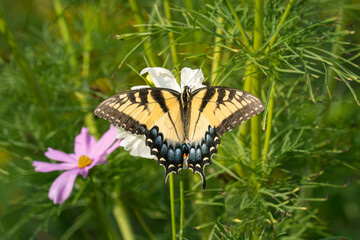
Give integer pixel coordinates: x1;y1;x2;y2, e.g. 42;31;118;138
168;148;175;161
201;143;208;156
175;148;182;162
160;144;168;158
144;124;219;189
195;148;202;161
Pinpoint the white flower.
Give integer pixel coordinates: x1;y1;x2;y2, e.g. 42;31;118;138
116;67;205;158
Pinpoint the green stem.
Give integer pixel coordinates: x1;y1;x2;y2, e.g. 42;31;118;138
90;177;121;240
265;0;295;54
179;171;185;240
326;7;344;97
262;80;275;164
163;2;180;239
164;0;179;75
113;199;135;240
250;0;264;168
321;5;345;124
52;0;77;71
53;0;98;136
184;0;202;43
169;174;176;240
111;179;136;240
239;61;253;150
81;6;98;137
262;0;294;168
128;0;158;67
0;4;57;129
210;16;224;85
133;209;156;240
225;0;251;50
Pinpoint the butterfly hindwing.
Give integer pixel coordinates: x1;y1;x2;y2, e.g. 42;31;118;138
186;87;264;187
94;88;186;179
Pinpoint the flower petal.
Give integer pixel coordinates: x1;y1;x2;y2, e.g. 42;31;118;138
74;128;96;156
90;125;119;159
44;148;76;163
48;169;79;204
116;127;153;158
140;67;181;92
180;67;205;91
105;139;122;156
33;161;77;172
131;85;150;90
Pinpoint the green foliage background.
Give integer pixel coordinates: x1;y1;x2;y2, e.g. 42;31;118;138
0;0;359;239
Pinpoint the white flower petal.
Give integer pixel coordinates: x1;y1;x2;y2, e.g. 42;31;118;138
131;85;150;90
140;67;181;92
180;67;205;91
116;127;153;159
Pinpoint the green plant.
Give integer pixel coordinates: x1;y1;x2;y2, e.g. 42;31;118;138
1;0;359;239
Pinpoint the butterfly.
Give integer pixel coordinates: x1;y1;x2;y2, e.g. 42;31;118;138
94;85;264;188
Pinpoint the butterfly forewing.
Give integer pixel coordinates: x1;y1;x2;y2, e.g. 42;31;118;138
94;88;186;179
191;87;264;135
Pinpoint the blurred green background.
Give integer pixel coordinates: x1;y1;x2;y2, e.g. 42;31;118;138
0;0;360;239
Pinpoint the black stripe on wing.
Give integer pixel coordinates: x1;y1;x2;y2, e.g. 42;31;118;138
94;89;149;135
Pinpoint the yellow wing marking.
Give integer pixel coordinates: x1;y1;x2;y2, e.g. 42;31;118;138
94;88;185;144
189;87;264;137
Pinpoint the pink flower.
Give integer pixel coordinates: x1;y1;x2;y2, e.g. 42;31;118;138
33;125;120;204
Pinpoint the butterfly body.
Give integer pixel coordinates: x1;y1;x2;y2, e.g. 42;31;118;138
94;86;264;188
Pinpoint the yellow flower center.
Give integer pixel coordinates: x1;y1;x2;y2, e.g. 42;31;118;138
78;155;92;168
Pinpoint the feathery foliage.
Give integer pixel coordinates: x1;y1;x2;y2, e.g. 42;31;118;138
1;0;359;239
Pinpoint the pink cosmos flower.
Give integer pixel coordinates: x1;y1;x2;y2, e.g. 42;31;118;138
33;125;120;204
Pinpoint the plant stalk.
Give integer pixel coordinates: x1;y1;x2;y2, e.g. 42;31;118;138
265;0;295;54
262;0;294;166
169;174;176;240
113;199;135;240
163;2;182;239
53;0;77;71
81;5;98;137
164;0;179;72
0;4;57;129
250;0;264;166
262;80;275;163
133;209;156;240
53;0;98;136
90;177;121;240
128;0;158;67
239;61;253;150
179;171;185;240
225;0;251;50
210;16;224;85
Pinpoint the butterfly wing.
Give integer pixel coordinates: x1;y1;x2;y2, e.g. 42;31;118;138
94;88;186;181
187;87;264;188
